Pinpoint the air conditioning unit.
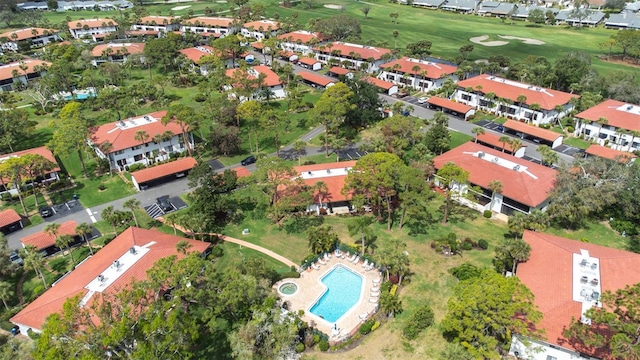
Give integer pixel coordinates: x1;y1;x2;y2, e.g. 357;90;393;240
327;169;331;174
97;274;105;282
478;152;485;158
129;247;136;255
492;157;499;163
113;260;120;269
513;165;520;171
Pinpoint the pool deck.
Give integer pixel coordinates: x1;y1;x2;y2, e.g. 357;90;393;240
274;253;382;342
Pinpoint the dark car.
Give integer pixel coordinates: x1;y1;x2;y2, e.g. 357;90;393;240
39;206;53;218
241;155;256;166
156;197;173;212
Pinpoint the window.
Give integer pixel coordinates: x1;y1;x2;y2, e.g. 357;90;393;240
114;150;125;155
479;99;492;107
131;145;141;150
386;74;396;81
133;154;143;161
461;94;472;101
545;356;557;360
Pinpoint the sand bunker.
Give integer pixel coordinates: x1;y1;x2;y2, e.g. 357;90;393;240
171;5;191;10
498;35;545;45
324;4;344;9
469;35;508;47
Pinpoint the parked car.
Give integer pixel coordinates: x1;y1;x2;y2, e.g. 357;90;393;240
9;252;23;266
156;197;173;212
241;155;256;166
417;97;428;104
39;206;53;218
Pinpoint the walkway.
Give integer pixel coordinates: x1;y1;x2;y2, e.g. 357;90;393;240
159;219;298;268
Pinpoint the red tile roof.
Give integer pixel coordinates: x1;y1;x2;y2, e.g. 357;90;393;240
11;227;210;332
91;42;145;57
433;142;556;207
68;18;118;29
575;99;640;132
0;28;58;42
0;146;61;183
90;111;185;153
251;41;265;49
293;161;357;203
0;209;21;228
329;66;350;75
427;96;473;114
298;70;335;87
585;144;636;163
277;30;320;44
181;17;234;28
363;76;396;91
225;65;281;87
178;45;214;63
380;57;458;79
138;16;178;24
131;157;197;184
457;74;578;110
243;20;279;31
298;57;320;66
518;231;640;358
475;131;527;153
232;166;251;178
21;220;77;250
504;120;563;143
0;59;51;82
314;42;391;61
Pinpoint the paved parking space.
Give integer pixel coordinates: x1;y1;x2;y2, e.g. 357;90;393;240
338;148;369;161
43;200;85;222
144;196;187;219
553;144;583;157
208;159;225;170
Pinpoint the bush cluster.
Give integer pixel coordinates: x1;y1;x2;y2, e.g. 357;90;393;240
359;319;376;335
318;340;329;352
402;304;435;340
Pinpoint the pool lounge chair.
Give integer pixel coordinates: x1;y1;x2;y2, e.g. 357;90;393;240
335;249;343;258
324;253;331;261
361;259;369;268
318;258;327;265
365;262;375;271
370;290;380;297
358;311;369;321
312;263;320;270
352;256;360;264
346;253;356;262
369;297;378;303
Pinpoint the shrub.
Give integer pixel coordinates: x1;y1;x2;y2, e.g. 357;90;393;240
318;340;329;351
402;304;435;340
371;321;380;332
359;319;375;335
295;342;305;353
209;246;224;258
435;245;442;253
194;94;206;102
381;281;392;293
390;284;398;295
449;262;482;280
98;184;106;191
278;271;301;280
483;210;492;218
462;242;473;251
567;126;575;133
478;239;489;250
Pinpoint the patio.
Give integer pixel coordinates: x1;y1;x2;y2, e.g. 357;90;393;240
274;253;382;342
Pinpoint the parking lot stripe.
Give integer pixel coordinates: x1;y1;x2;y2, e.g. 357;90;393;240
86;208;97;223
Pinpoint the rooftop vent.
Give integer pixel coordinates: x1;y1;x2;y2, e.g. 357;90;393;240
327;169;331;174
144;115;151;121
513;165;520;171
591;263;597;270
97;274;105;282
129;247;136;255
119;121;126;127
478;151;485;158
308;171;312;176
112;260;120;269
492;157;499;163
627;105;633;110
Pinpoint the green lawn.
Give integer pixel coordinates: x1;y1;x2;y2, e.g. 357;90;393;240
563;136;591;150
449;130;473;148
213;242;293;274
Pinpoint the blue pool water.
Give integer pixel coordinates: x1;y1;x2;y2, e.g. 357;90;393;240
64;92;95;101
310;265;363;322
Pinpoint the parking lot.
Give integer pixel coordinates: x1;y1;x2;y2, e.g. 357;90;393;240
401;96;429;108
144;196;188;219
41;200;85;222
337;147;369;161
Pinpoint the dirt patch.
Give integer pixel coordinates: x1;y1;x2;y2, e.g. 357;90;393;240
324;4;344;9
469;35;508;47
598;56;640;69
498;35;545;45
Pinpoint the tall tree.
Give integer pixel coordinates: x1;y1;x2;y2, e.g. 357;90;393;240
441;270;542;359
378;237;410;285
436;162;470;224
123;198;141;227
75;223;94;255
471;127;485;143
307;225;339;255
0;280;13;310
0;107;36;153
347;215;375;256
253;157;300;223
487;180;503;211
309;82;354;157
424;112;450;155
19;245;48;289
162;103;199;157
49;102;90;177
563;282;640;359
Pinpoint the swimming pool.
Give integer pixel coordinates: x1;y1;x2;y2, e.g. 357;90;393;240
63;92;95;101
310;265;363;323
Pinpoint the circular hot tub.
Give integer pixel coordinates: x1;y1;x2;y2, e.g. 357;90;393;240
278;282;298;296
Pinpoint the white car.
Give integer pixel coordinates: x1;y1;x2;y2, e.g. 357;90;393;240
417;97;428;104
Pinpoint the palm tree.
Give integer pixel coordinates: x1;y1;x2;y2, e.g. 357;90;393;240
176;240;193;254
123;198;141;227
292;140;307;166
347;215;375;256
392;30;399;50
379;291;403;318
134;130;150;163
20;245;48;289
0;281;13;310
101;206;119;235
516;95;527;121
510;138;523;155
508;211;528;240
471;127;485;143
498;136;511;153
56;234;75;266
593;117;608;143
554;104;565;127
509;239;531;274
44;222;60;243
487;180;503;211
75;223;94;255
419;69;428;92
313;181;329;211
